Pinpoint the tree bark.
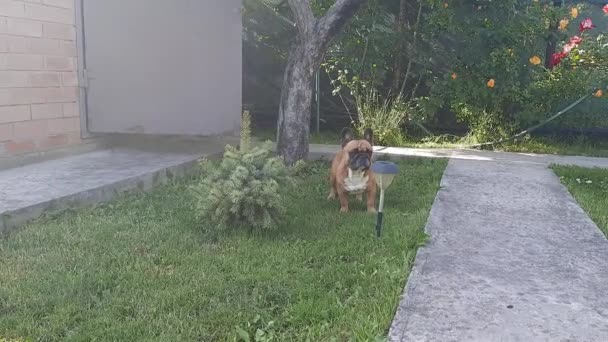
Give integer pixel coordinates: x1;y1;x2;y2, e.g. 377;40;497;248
545;0;563;69
277;0;365;165
276;41;318;164
392;0;408;91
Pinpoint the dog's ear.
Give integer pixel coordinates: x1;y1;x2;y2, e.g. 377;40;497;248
340;127;354;147
363;128;374;145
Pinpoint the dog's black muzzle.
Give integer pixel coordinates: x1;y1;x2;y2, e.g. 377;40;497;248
349;152;371;171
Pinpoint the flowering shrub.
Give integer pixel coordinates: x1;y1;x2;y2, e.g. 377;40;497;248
420;1;608;141
523;11;608;129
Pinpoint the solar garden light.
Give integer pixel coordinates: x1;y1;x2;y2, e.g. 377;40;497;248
371;161;399;238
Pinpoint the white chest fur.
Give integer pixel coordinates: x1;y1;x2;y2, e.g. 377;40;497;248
344;168;369;194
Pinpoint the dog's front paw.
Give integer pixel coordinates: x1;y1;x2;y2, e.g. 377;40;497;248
340;207;349;213
367;207;377;214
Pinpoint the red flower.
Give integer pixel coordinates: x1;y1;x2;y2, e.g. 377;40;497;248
563;43;575;54
603;4;608;14
569;36;583;45
579;18;596;32
562;36;584;54
550;52;567;67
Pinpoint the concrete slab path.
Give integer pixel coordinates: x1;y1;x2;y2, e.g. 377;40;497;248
386;158;608;341
0;148;207;234
310;144;608;169
0;135;238;234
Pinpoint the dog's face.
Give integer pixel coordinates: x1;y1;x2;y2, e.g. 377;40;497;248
341;128;374;171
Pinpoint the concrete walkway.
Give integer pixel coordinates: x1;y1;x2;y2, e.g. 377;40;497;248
388;158;608;341
0;147;220;234
0;136;237;234
311;145;608;341
310;143;608;168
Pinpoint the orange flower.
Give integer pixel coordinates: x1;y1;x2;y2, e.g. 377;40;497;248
529;56;542;65
451;73;457;80
487;79;495;88
571;7;578;19
559;19;569;31
594;89;603;98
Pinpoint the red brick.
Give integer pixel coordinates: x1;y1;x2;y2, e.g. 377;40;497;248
66;130;79;143
0;0;25;17
47;116;78;134
29;71;61;86
62;101;78;117
43;22;74;40
38;132;68;149
0;88;46;105
0;105;31;123
42;0;73;9
0;122;12;141
24;3;74;24
44;86;76;102
5;139;35;154
45;56;73;70
7;35;63;56
0;17;7;34
0;71;29;87
31;102;62;119
13;119;47;139
59;39;75;56
7;17;43;37
0;33;7;52
2;53;44;70
61;71;77;86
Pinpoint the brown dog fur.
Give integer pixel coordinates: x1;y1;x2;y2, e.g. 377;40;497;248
328;129;376;213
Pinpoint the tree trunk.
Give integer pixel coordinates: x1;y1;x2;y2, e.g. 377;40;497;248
392;0;408;91
545;0;563;69
277;42;319;164
277;0;365;164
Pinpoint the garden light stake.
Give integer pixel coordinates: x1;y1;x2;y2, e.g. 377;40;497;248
372;161;399;238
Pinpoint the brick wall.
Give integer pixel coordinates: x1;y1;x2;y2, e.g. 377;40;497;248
0;0;81;157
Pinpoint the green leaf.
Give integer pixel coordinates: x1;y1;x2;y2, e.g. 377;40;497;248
236;326;251;342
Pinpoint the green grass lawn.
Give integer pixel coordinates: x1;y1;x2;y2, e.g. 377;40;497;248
553;165;608;237
0;159;446;341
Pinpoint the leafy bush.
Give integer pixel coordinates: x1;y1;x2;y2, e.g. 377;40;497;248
191;112;290;234
421;1;608;140
522;31;608;129
355;89;409;145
